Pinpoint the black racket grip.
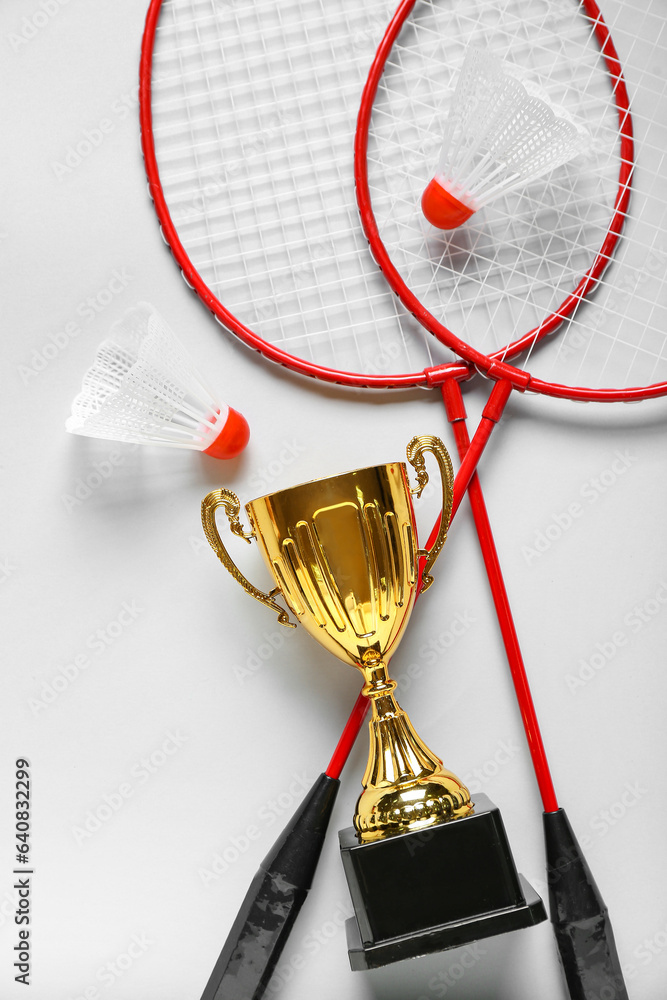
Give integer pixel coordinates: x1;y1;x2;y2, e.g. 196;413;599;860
544;808;629;1000
200;773;339;1000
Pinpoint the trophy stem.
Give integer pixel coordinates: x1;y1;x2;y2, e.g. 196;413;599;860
361;693;444;789
354;652;472;842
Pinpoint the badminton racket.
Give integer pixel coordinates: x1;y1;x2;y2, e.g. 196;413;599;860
139;0;664;996
140;6;466;996
352;0;665;995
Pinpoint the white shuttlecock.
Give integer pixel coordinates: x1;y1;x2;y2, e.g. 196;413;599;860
422;46;589;229
66;303;249;459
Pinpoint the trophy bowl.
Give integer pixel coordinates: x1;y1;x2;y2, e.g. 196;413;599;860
201;435;471;839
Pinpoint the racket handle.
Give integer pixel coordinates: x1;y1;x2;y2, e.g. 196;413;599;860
543;808;629;1000
200;773;339;1000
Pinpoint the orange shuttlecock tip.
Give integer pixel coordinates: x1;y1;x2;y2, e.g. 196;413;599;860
421;177;475;230
203;407;250;459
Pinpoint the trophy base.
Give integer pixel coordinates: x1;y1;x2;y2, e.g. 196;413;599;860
339;793;546;971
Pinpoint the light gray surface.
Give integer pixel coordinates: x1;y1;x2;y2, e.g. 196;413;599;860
1;2;666;999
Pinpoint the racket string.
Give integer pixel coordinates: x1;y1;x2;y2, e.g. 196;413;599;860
370;3;617;333
362;0;666;394
151;0;462;378
147;0;665;395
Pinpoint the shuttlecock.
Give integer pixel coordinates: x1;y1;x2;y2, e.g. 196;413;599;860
422;46;589;229
66;303;249;459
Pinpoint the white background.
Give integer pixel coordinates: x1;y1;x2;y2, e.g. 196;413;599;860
1;1;666;999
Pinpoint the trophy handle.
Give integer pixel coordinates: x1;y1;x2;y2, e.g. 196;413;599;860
201;489;296;627
406;435;454;594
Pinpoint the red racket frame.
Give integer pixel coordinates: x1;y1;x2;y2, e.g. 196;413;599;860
139;0;470;390
140;0;653;400
352;0;665;402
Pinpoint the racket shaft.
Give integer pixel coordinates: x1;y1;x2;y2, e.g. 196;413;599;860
326;689;369;780
442;380;557;810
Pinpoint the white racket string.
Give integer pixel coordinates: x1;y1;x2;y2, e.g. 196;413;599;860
146;0;665;398
365;0;665;392
149;0;457;378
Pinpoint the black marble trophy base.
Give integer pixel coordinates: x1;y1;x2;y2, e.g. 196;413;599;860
339;793;546;970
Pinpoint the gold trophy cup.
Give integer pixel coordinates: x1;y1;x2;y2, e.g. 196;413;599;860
201;435;472;840
201;435;545;969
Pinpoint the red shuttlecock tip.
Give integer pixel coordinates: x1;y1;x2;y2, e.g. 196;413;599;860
421;177;475;230
203;407;250;459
